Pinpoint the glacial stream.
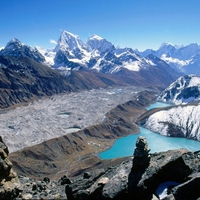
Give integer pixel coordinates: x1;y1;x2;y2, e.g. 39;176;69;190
100;102;200;159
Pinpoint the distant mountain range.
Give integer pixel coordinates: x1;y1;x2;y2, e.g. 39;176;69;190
0;30;185;76
1;31;200;76
0;30;183;108
48;30;184;76
136;42;200;75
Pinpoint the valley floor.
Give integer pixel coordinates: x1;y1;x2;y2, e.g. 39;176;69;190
0;86;151;153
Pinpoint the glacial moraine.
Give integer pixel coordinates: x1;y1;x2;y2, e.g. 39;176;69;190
0;86;154;152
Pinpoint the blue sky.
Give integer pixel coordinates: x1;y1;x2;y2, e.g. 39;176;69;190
1;0;200;51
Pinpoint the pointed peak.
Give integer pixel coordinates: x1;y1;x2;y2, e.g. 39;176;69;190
60;30;79;39
88;34;104;41
2;38;24;52
11;38;21;43
159;42;175;48
55;30;89;53
6;38;23;47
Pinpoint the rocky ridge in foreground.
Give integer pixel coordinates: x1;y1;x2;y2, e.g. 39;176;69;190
65;137;200;200
1;136;200;199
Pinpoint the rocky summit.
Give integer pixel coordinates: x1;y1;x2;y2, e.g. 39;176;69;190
1;136;200;199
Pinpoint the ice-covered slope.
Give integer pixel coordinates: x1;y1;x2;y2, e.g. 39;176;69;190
36;47;56;66
143;104;200;141
157;74;200;104
1;31;181;88
52;30;181;77
138;43;200;75
53;30;91;68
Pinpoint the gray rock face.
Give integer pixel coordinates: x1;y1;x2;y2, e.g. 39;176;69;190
65;137;200;200
0;136;21;199
0;55;75;109
171;173;200;200
1;135;200;199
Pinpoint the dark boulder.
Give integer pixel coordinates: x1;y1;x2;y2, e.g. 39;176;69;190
0;136;21;199
65;136;199;200
171;173;200;200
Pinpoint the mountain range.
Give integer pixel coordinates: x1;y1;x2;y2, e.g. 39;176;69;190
1;31;200;76
0;31;183;108
0;30;185;77
136;42;200;75
52;31;161;74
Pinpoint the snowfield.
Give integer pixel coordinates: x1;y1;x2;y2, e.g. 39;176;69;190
0;86;147;152
144;104;200;141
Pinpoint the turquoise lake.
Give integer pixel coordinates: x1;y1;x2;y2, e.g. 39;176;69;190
146;102;173;110
100;102;200;160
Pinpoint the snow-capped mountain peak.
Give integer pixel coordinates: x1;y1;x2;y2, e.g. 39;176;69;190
138;42;200;75
5;38;23;49
87;35;115;55
157;74;200;105
0;38;45;63
88;34;104;41
159;42;176;48
53;30;92;68
54;30;89;52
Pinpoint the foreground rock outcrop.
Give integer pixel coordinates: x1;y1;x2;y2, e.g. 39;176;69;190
65;137;200;200
0;136;21;199
1;134;200;199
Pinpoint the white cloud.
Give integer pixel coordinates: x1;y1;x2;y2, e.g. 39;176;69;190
0;46;4;51
50;39;57;45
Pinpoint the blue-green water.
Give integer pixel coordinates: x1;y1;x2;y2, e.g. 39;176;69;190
146;102;172;110
100;102;200;160
100;126;200;159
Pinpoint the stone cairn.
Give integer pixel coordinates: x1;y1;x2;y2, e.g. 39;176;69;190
132;136;151;171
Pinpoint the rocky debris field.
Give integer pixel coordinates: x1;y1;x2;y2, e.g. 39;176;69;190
1;134;200;199
0;86;150;152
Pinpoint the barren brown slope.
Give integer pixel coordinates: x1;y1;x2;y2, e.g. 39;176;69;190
67;64;182;91
0;56;75;108
0;52;181;109
9;91;156;180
